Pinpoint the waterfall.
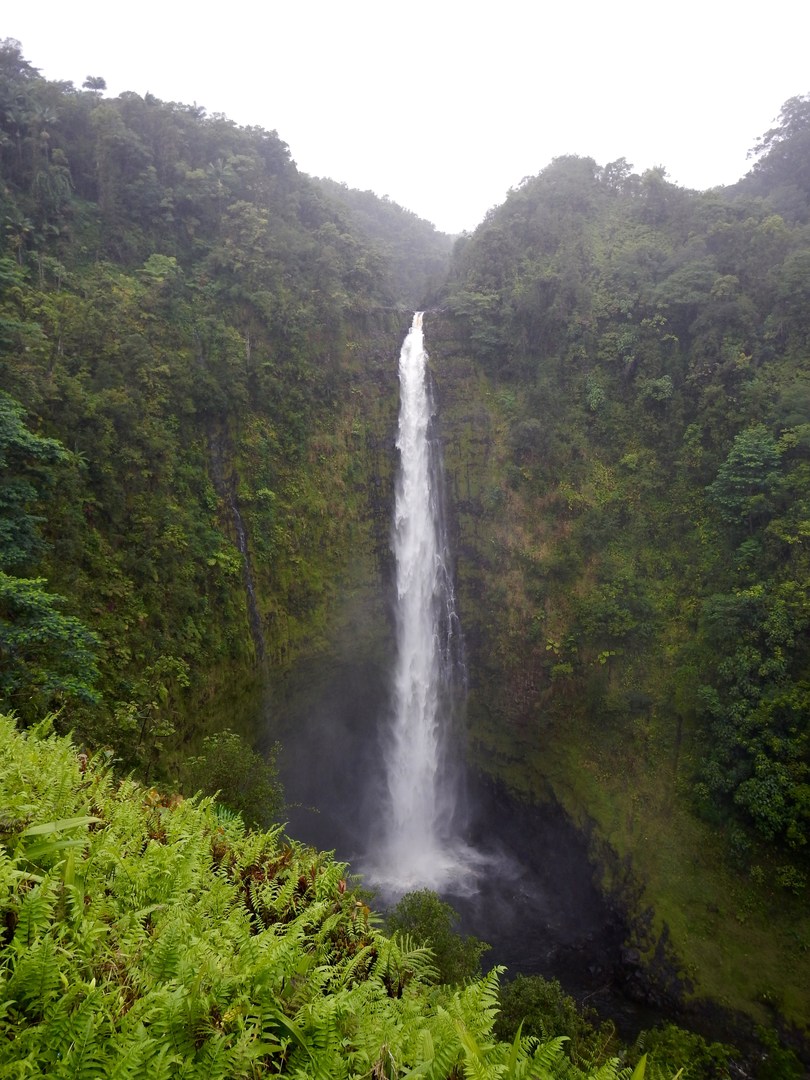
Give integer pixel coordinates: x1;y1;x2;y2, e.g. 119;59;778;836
369;312;475;893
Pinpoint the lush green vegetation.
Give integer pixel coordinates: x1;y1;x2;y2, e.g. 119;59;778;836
315;178;454;307
495;976;745;1080
431;98;810;1035
180;729;284;830
385;889;490;985
1;717;673;1079
0;37;409;775
1;32;808;1073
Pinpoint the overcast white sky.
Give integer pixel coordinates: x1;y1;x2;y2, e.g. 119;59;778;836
6;2;810;234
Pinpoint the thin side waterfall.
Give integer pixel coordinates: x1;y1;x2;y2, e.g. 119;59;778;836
368;312;477;893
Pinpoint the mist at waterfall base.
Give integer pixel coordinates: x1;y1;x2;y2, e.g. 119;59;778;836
271;314;652;1034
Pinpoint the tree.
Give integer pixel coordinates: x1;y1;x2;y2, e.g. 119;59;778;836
0;572;100;715
181;729;284;829
0;391;68;570
0;393;100;718
746;93;810;218
496;974;620;1069
706;426;783;532
385;889;489;984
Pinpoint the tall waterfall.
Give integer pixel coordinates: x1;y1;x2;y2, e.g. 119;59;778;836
371;312;473;893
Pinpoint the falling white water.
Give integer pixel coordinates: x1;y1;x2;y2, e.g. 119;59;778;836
369;312;477;893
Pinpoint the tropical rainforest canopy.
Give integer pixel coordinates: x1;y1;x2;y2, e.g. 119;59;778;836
0;37;808;1077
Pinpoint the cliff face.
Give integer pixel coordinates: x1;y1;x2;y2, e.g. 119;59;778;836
419;149;810;1031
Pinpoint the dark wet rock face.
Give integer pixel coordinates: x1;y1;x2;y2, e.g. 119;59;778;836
449;776;663;1037
455;779;810;1071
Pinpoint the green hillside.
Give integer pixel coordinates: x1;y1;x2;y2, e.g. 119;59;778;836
0;37;415;776
1;35;808;1073
431;118;810;1032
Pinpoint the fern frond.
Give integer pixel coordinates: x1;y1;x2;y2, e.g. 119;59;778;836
371;932;439;997
11;880;58;948
589;1057;632;1080
45;987;109;1080
5;936;62;1018
331;941;377;989
403;1009;462;1080
529;1035;571;1069
187;1034;240;1080
107;1035;182;1080
139;919;192;987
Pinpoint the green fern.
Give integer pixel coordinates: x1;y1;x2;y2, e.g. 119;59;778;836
371;933;439;997
0;718;687;1080
5;936;62;1018
10;879;57;947
46;987;110;1080
107;1038;183;1080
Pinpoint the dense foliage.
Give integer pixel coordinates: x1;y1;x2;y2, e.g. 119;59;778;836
1;717;664;1079
0;390;101;713
0;37;411;773
431;98;810;1033
1;32;808;1064
315;178;454;307
495;977;739;1080
440;109;810;865
385;888;490;985
180;729;284;830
